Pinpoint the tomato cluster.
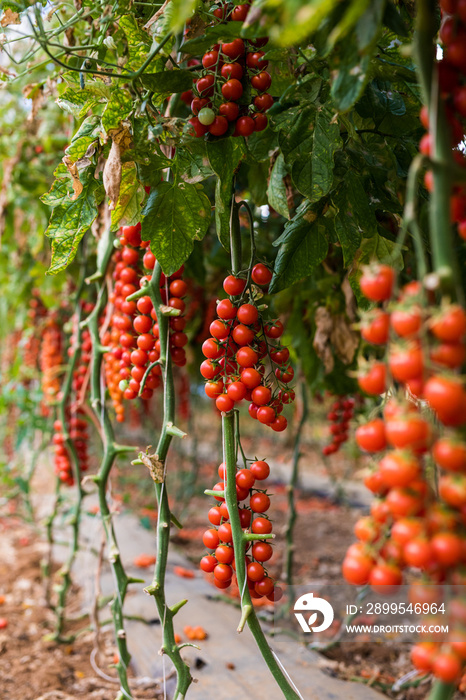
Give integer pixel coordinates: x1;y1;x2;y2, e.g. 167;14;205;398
39;318;63;410
103;224;188;415
344;263;466;685
201;264;294;431
23;292;47;372
200;458;283;601
322;396;355;456
183;2;272;138
422;1;466;240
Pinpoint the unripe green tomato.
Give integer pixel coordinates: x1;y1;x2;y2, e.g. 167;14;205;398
119;379;128;392
198;107;215;125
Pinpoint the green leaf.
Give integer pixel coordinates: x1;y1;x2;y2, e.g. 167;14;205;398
267;154;289;219
356;0;386;51
119;14;151;71
45;171;104;275
102;89;133;133
65;116;101;162
382;0;409;37
248;160;269;206
168;0;201;30
177;139;213;184
269;202;328;293
263;0;342;47
140;69;194;94
333;177;378;265
291;106;342;201
56;88;98;119
110;162;145;231
40;178;72;207
331;44;371;113
180;22;240;54
327;0;371;49
246;127;278;163
275;104;316;164
141;181;211;275
206;139;245;250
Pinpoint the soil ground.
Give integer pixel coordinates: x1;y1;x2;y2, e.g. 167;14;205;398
0;516;163;700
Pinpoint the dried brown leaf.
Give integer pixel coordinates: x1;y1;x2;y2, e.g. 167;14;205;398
62;155;83;200
331;315;359;365
313;306;334;373
1;9;20;26
103;139;121;210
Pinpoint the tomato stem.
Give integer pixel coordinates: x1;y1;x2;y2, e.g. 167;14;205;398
415;0;461;297
223;411;302;699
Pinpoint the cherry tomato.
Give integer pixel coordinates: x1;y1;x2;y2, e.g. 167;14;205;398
189;117;208;137
433;437;466;472
221;63;243;80
379;451;421;488
231;3;249;20
251;71;272;92
223;275;246;296
217;298;237;319
246;51;268;70
390;307;422;338
252;542;273;562
252;263;272;286
253;113;268;131
424;375;466;417
196;74;215;97
203;529;220;549
431;305;466;342
357;363;386;395
257;406;275;425
250;460;270;480
234;116;255;137
385;414;431;453
251;385;272;406
388;344;424;383
219;101;240;121
236;347;259;367
369;562;403;594
198;107;216;126
432;652;462;683
209;115;229;136
254;93;274;112
431;532;463;567
342;554;374;585
361;310;390;345
360;264;395;302
221;78;243;101
202;50;219;69
216;393;235;412
355;419;387;453
430;342;466;369
252;516;272;534
411;642;438;672
250;492;270;512
200;555;217;573
221;38;245;59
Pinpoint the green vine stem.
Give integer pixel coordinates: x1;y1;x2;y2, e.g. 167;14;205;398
127;265;193;700
82;247;138;700
224;199;302;699
284;380;308;601
50;295;87;642
43;478;63;607
223;412;301;700
415;0;461;297
414;5;461;700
